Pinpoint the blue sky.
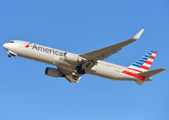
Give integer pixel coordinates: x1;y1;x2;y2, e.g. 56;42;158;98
0;0;169;120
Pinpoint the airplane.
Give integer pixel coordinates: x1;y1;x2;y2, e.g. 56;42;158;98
3;29;165;85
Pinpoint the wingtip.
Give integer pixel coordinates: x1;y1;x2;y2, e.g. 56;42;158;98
132;29;144;40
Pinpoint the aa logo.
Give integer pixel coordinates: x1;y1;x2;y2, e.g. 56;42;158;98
25;43;32;48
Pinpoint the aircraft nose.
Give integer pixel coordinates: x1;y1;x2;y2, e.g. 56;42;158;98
3;43;7;48
3;43;9;50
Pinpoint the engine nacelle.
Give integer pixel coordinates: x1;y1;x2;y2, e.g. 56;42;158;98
64;52;84;63
45;67;65;78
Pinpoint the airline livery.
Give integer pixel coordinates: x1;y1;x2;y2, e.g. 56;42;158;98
3;29;165;85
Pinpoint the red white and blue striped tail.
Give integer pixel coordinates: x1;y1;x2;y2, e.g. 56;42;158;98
127;51;157;73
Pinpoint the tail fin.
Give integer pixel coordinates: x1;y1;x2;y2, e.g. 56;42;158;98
123;51;165;85
127;51;157;73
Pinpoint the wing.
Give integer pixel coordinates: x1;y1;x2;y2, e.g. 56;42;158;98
80;29;144;68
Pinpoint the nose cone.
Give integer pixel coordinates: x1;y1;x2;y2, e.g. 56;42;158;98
3;43;10;50
3;43;7;48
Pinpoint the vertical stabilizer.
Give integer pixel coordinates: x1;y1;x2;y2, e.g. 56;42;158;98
127;51;157;74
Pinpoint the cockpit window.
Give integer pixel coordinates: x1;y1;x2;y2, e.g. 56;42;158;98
8;41;14;43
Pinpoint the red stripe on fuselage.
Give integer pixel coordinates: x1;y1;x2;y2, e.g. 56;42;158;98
122;70;145;80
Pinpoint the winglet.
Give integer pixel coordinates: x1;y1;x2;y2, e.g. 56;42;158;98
132;29;144;40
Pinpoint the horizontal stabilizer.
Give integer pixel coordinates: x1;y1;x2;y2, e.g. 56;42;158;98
137;68;166;77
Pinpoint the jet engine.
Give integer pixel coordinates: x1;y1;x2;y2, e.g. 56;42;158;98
45;67;65;78
64;52;84;63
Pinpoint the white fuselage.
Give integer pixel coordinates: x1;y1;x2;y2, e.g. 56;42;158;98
3;40;150;82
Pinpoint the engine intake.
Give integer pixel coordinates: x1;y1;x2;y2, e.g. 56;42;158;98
45;67;65;78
